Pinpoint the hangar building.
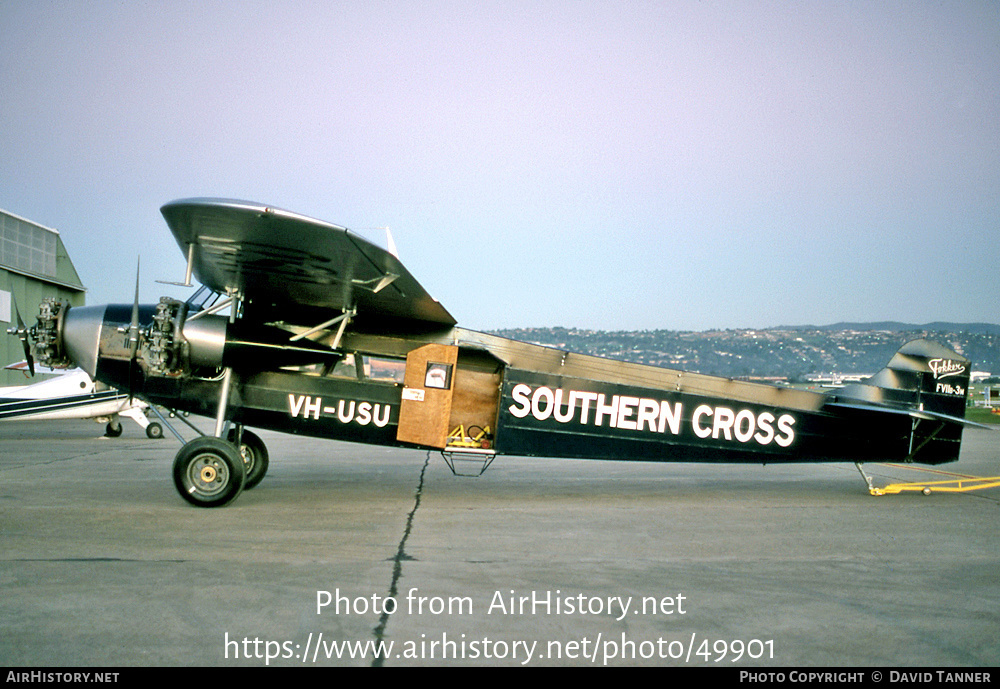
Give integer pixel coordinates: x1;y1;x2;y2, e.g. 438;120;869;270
1;208;86;386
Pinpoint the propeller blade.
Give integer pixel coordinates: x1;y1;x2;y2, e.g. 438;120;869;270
129;257;141;359
10;293;35;376
126;257;141;399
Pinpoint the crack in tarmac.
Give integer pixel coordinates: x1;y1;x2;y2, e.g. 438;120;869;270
371;451;431;667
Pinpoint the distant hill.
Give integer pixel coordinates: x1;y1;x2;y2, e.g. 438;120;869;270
489;323;1000;379
790;322;1000;335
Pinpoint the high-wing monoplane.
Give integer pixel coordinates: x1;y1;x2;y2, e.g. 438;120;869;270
7;199;988;506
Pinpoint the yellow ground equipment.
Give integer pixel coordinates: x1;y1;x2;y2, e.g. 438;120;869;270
446;424;493;450
862;463;1000;496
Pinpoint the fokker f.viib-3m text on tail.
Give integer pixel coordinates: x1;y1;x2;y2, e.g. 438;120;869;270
6;199;989;506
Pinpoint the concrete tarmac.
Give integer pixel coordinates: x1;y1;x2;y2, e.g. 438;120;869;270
1;419;997;667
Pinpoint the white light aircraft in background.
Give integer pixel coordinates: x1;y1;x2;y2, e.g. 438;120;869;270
0;362;162;438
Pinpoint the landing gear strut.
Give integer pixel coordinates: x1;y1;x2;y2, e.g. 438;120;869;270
165;292;269;508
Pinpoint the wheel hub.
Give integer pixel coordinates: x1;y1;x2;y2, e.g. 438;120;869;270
199;465;218;483
187;455;229;496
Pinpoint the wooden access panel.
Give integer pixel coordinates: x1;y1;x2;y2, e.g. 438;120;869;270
396;344;459;449
448;366;502;440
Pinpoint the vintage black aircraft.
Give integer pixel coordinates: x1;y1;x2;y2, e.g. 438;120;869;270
7;199;985;507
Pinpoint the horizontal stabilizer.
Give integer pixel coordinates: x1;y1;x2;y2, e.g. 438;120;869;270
826;400;996;431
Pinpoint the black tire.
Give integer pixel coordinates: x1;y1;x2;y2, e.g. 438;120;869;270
227;428;269;490
146;422;163;439
104;421;123;437
172;437;246;507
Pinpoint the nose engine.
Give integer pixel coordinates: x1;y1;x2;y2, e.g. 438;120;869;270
32;299;108;376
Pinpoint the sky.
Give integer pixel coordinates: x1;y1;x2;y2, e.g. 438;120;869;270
1;1;997;332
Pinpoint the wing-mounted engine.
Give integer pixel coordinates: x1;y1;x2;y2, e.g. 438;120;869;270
141;297;343;377
146;298;189;375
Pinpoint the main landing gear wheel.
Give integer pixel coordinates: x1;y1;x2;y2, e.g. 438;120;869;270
146;422;163;439
227;428;269;490
173;437;246;508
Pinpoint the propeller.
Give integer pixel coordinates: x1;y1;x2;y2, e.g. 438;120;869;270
7;293;36;376
122;257;142;398
128;257;141;360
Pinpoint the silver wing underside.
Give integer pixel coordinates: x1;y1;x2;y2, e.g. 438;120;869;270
160;198;456;327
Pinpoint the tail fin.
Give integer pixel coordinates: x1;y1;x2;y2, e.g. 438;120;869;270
834;339;974;464
839;339;971;417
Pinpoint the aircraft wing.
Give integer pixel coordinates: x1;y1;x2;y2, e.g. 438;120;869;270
160;198;456;327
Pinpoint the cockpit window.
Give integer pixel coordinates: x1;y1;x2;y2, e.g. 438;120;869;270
327;354;360;379
362;355;406;384
185;285;225;314
279;352;405;384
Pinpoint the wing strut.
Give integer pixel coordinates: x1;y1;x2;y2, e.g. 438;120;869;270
289;307;356;350
186;296;233;322
352;273;398;294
